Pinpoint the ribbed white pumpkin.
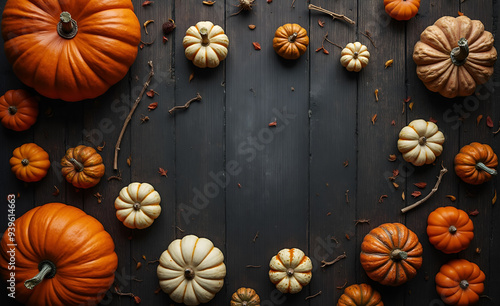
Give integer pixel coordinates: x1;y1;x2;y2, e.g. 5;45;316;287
269;248;313;294
157;235;226;305
114;182;161;229
183;21;229;68
340;42;370;72
397;119;445;166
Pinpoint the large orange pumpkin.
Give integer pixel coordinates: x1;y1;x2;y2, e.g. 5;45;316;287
360;223;423;286
0;89;38;131
1;0;141;101
0;203;118;306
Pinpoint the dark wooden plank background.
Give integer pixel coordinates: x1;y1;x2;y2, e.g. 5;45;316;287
1;0;499;305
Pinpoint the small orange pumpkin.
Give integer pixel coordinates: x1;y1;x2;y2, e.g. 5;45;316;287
0;89;38;131
427;206;474;254
231;287;260;306
454;142;497;185
384;0;420;21
435;259;485;306
360;223;423;286
273;23;309;60
10;143;50;182
337;283;384;306
61;145;105;189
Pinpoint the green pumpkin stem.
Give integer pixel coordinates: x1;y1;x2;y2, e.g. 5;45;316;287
459;279;469;289
476;162;497;176
69;158;84;172
57;12;78;39
390;249;408;261
8;106;17;115
199;27;210;46
24;261;56;290
450;38;469;66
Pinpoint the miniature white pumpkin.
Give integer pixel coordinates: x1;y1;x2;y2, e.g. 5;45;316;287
398;119;445;166
183;21;229;68
114;182;161;229
157;235;226;305
269;248;313;294
340;42;370;72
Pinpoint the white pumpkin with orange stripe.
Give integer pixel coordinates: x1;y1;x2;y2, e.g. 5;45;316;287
157;235;226;305
114;182;161;229
269;248;313;294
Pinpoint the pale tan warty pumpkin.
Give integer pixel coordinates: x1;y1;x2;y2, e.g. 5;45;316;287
397;119;445;166
340;42;370;72
269;248;312;294
413;15;497;98
157;235;226;305
183;21;229;68
114;182;161;229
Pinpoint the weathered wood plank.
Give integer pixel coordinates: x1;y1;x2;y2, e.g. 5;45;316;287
405;1;460;305
308;0;358;305
224;0;310;305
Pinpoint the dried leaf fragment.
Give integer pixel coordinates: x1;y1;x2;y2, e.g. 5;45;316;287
411;191;422;198
248;24;256;30
371;114;377;125
203;1;216;5
127;156;132;167
374;89;379;102
318;19;325;27
148;102;158;111
158;167;168;177
134;296;141;304
486;116;494;128
458;11;464;16
93;192;103;204
476;115;483;126
140;114;149;123
268;120;277;127
414;182;427;189
142;1;153;6
52;185;60;196
385;59;393;68
446;195;456;201
322;48;329;55
343;160;349;167
388;154;397;161
189;72;195;82
468;209;479;216
391;120;396;126
146;89;159;98
143;20;154;35
136;262;142;270
493;190;497;205
97;141;106;152
402;191;405;201
378;195;388;203
429;117;437;124
408;102;414;110
252;42;261;50
393;182;399;189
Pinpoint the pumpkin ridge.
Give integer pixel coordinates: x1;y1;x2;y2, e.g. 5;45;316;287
380;225;397;250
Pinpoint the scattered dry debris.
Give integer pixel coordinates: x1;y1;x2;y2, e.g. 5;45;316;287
305;291;322;300
385;59;394;68
446;195;456;201
158;167;168;177
140;114;149;123
268;120;277;127
248;24;256;30
318;19;325;27
354;219;370;226
252;42;261;50
93;192;103;204
343;160;349;167
97;141;106;151
414;182;427;189
388;154;397;161
169;93;202;115
411;191;422;198
108;170;123;181
345;190;349;203
142;1;153;7
371;114;377;125
374;89;379;102
203;1;216;5
486;116;494;128
246;265;262;268
468;209;479;216
401;164;448;213
336;280;348;289
321;252;347;268
308;4;355;25
476;115;483;126
378;194;388;203
162;19;176;35
252;231;259;243
146;89;159;98
143;20;154;35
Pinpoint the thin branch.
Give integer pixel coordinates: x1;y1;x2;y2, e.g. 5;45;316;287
114;61;154;170
360;32;377;48
321;252;347;268
245;265;262;268
168;93;202;115
305;291;322;300
308;4;355;25
401;164;448;213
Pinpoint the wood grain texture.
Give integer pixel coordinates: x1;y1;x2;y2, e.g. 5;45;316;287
0;0;498;305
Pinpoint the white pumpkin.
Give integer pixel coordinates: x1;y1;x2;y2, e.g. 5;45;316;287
269;248;313;294
183;21;229;68
398;119;445;166
114;182;161;229
157;235;226;305
340;42;370;72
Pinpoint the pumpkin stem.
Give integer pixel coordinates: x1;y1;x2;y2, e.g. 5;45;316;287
24;261;57;290
418;136;427;146
288;32;298;43
199;27;210;46
242;302;248;306
184;268;195;280
353;51;359;59
8;105;17;115
69;158;84;172
450;38;469;66
460;279;469;289
476;162;497;176
286;268;295;276
390;249;408;261
21;159;29;166
57;12;78;39
449;225;458;234
133;203;141;210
